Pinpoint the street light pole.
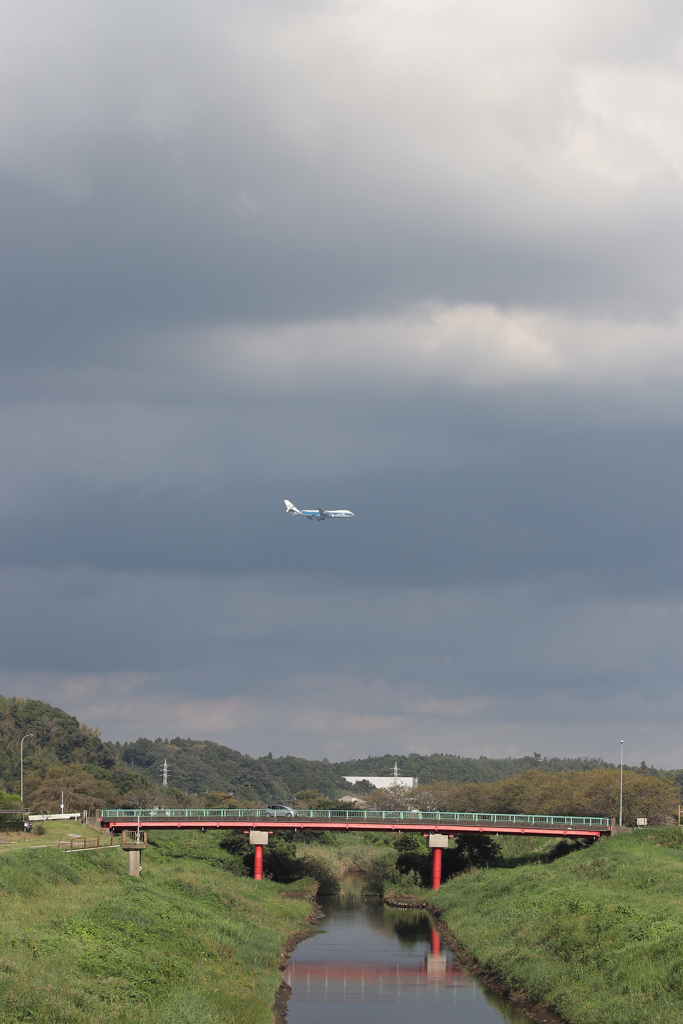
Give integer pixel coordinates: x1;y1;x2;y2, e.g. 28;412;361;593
619;740;624;827
20;734;34;806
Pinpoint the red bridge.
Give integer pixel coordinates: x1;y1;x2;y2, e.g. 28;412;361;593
99;806;610;889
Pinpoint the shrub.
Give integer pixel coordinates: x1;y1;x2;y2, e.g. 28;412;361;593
297;847;342;895
395;832;428;879
361;849;401;898
262;834;305;884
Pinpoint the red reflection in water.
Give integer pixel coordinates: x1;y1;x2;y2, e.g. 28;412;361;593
284;957;472;989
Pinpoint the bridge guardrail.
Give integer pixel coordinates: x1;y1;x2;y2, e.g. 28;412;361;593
99;808;610;829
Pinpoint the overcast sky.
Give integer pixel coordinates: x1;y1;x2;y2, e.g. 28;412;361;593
2;0;683;766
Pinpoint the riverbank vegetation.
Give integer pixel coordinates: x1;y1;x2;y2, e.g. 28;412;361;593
431;828;683;1024
0;833;315;1024
211;827;512;898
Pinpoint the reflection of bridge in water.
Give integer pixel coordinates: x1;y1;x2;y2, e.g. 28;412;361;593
284;928;476;1002
284;957;471;988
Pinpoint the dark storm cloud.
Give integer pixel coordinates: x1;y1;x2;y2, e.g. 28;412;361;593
2;1;683;763
0;404;681;598
3;566;682;764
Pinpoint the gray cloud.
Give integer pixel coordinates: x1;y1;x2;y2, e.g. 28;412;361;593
1;1;683;765
3;0;683;362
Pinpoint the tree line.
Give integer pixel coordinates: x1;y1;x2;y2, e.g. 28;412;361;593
372;769;679;826
1;695;680;821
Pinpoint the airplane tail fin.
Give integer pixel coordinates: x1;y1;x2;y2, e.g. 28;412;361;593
284;500;302;515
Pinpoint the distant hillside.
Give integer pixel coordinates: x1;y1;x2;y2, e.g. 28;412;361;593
0;695;116;788
331;752;610;784
116;737;379;802
3;695;681;806
0;697;162;813
116;737;677;802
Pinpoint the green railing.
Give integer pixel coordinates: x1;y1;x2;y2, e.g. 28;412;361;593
99;808;610;829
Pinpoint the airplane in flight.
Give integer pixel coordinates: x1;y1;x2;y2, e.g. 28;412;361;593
284;500;354;521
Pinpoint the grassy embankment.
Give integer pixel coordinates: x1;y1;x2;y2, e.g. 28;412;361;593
431;828;683;1024
0;817;99;849
0;828;316;1024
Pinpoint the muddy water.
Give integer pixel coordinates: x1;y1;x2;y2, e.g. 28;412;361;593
284;877;527;1023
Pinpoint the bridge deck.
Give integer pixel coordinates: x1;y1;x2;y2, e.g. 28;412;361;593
99;807;610;838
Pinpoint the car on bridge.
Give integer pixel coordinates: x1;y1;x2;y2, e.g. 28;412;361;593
264;804;297;819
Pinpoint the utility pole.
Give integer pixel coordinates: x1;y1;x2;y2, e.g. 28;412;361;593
160;759;168;787
619;740;624;827
20;734;34;806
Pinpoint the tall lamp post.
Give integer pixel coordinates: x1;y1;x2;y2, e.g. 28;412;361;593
20;734;34;806
619;739;624;827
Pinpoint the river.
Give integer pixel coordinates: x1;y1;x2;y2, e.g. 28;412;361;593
283;876;528;1023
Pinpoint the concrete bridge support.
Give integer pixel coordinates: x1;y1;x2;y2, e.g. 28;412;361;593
428;833;448;890
249;830;269;880
127;849;142;876
121;831;147;877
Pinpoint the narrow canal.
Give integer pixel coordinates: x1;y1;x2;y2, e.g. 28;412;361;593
283;878;528;1024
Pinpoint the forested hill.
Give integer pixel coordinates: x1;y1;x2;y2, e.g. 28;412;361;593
0;695;115;784
109;739;667;801
2;694;679;804
332;752;608;784
114;739;616;801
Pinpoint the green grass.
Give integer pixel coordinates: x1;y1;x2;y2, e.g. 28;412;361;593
491;833;575;866
431;828;683;1024
0;831;315;1024
0;817;98;848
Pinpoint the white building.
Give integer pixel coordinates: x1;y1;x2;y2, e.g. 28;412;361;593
343;763;418;789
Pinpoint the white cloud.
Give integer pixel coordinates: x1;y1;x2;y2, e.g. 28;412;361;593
201;304;683;393
1;1;682;256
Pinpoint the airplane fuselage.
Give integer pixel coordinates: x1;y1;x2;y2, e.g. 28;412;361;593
300;509;353;520
285;500;354;520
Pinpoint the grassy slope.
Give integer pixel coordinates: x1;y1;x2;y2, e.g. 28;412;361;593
432;829;683;1024
0;817;102;848
0;832;315;1024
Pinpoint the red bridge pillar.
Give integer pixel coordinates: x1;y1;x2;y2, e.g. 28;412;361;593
249;830;268;880
428;833;448;890
253;843;263;880
431;847;442;890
